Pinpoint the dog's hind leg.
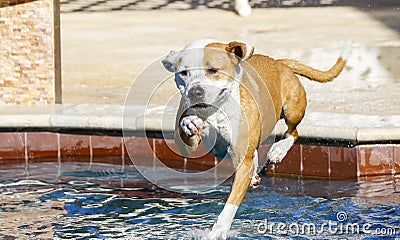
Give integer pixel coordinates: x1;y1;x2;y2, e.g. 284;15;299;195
267;134;295;164
267;72;306;164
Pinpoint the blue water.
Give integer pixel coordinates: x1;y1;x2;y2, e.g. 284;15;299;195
0;161;399;239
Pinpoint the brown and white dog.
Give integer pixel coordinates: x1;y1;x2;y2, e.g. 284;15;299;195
162;39;350;239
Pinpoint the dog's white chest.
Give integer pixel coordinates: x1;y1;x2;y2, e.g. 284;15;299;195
206;109;232;141
202;88;241;159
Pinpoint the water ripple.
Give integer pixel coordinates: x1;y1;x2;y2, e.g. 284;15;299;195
1;162;399;239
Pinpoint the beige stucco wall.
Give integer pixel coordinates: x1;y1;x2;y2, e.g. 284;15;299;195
0;0;61;104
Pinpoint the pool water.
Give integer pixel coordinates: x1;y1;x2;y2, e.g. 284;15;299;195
0;161;399;239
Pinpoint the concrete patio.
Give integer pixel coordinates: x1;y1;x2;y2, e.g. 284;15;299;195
55;3;400;142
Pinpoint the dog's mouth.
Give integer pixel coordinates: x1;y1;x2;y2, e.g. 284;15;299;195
192;103;212;108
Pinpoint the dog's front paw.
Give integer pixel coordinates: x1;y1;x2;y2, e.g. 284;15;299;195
205;227;231;240
250;174;261;189
180;115;205;137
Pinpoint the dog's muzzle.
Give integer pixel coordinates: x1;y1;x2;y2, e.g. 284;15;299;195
187;85;209;107
187;84;230;108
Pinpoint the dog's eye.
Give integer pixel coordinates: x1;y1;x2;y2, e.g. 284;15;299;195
179;70;188;77
207;67;219;74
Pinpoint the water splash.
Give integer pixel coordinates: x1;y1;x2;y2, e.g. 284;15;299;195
187;228;239;240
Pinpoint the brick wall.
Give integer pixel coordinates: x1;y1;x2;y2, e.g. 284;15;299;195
0;0;61;104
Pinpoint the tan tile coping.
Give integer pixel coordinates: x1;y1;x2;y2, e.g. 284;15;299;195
0;104;399;143
0;104;399;180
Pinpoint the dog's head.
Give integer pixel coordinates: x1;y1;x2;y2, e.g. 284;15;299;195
162;39;254;117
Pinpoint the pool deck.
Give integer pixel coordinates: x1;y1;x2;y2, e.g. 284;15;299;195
0;5;399;136
1;5;400;179
3;6;400;142
58;6;400;140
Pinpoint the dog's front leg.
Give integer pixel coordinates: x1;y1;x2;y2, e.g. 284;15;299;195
175;114;206;157
208;149;255;239
174;99;207;156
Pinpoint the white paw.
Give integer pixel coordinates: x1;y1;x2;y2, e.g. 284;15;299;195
250;175;261;188
206;204;238;240
180;115;205;136
235;1;251;16
206;229;228;240
267;136;294;164
267;145;287;164
206;227;237;240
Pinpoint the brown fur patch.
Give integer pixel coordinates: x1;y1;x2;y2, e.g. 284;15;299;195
204;43;238;82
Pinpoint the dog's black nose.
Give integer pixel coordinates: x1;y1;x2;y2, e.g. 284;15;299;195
188;86;205;100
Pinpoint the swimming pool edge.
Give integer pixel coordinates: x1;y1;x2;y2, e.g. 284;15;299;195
0;104;398;180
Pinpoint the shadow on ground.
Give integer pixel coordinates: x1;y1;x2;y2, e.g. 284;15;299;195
61;0;399;12
61;0;399;34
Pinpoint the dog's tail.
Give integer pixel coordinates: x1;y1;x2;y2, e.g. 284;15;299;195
277;40;352;83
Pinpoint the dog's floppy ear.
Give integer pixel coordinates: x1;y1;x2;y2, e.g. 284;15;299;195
162;50;179;72
226;41;254;62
